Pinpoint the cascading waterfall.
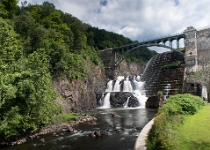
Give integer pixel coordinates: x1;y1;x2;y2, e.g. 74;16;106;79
99;75;147;109
105;80;113;92
113;76;124;92
123;77;133;92
202;85;208;100
100;93;111;108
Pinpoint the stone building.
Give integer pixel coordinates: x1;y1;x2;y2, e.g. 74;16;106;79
183;26;210;98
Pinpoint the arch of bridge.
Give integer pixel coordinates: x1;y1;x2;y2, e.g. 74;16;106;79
114;43;184;67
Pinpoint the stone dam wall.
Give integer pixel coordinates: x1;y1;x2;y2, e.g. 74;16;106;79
141;51;185;97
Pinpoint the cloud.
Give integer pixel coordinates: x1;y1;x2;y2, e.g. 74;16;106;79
18;0;210;53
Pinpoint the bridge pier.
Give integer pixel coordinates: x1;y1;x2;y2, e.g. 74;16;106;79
169;40;172;48
99;48;116;79
176;39;179;50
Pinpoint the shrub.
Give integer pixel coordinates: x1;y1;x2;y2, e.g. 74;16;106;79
164;94;205;115
146;94;205;150
157;91;163;98
161;61;183;69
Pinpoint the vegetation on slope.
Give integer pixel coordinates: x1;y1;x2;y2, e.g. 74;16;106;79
146;94;205;150
125;47;157;65
0;1;157;140
0;17;61;139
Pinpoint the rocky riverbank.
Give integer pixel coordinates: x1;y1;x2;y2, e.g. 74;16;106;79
0;114;97;147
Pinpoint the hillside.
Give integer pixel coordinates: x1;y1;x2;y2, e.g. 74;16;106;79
0;0;157;141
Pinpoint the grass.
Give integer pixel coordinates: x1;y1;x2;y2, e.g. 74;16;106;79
52;113;83;124
175;104;210;150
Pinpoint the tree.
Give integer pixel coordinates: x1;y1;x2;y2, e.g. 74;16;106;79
0;17;22;71
0;17;61;139
0;0;18;18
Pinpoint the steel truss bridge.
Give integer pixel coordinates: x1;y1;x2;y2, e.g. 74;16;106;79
109;33;185;66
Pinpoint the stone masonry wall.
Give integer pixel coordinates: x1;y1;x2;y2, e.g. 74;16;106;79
141;51;184;97
197;28;210;58
183;27;210;95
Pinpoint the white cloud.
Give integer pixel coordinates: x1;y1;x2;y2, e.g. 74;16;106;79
18;0;210;53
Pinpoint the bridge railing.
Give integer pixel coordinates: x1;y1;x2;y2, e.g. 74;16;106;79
107;32;185;52
139;33;185;43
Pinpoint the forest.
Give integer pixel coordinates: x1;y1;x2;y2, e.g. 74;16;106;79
0;0;157;140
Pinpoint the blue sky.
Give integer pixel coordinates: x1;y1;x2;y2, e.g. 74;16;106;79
19;0;209;53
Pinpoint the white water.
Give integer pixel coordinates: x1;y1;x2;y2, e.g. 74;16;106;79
123;96;131;108
100;93;111;108
123;77;133;92
202;85;208;100
132;91;147;108
105;80;113;92
113;76;124;92
163;83;171;100
100;75;147;109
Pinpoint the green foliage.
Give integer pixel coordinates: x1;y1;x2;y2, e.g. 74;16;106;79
13;1;136;81
125;47;158;65
146;94;205;150
0;0;18;18
52;113;82;123
0;106;23;139
0;17;61;139
87;27;132;50
161;61;183;69
157;91;163;98
0;18;22;66
158;94;205;115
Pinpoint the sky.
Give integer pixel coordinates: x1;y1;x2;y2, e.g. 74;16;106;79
18;0;210;53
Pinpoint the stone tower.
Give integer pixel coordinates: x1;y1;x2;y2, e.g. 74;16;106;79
183;26;198;73
183;26;210;95
182;26;199;94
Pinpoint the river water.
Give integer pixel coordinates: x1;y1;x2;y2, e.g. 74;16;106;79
2;108;157;150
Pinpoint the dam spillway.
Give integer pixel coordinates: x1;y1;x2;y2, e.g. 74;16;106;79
141;51;185;98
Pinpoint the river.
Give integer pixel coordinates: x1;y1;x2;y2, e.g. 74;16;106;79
2;108;157;150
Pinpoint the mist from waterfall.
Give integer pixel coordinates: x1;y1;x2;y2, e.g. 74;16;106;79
99;75;147;109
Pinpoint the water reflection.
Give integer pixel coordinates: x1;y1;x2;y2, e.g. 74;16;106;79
2;108;157;150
